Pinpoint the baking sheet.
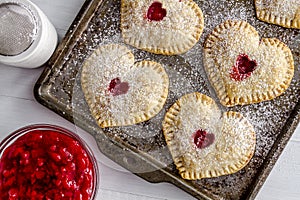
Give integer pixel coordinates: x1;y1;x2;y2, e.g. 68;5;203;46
34;0;300;199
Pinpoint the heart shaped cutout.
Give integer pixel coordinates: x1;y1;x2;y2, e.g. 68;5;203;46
193;129;215;149
162;92;256;180
147;2;167;21
81;44;169;127
121;0;204;55
204;20;294;107
230;54;258;81
108;77;130;96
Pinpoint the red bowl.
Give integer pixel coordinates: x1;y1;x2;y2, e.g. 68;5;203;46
0;124;99;200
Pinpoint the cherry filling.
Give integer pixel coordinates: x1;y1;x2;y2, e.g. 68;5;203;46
146;2;167;21
0;130;95;200
108;77;129;96
193;129;215;149
230;54;257;81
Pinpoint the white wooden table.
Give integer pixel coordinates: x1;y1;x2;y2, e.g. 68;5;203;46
0;0;300;199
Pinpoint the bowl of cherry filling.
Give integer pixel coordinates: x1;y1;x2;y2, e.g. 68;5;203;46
0;124;99;200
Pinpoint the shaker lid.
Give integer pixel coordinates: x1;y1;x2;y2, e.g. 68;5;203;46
0;2;37;56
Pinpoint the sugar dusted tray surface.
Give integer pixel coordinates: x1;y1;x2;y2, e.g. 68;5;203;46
37;0;300;199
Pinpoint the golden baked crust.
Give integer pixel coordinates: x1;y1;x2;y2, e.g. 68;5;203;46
81;44;169;127
162;92;256;180
121;0;204;55
203;20;294;107
255;0;300;29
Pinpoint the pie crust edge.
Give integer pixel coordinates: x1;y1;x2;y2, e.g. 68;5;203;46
120;0;205;55
203;20;294;107
81;44;169;128
254;0;300;29
162;92;256;180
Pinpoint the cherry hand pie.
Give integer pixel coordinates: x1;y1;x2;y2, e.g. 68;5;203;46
203;20;294;107
255;0;300;29
121;0;204;55
81;44;169;127
162;92;256;180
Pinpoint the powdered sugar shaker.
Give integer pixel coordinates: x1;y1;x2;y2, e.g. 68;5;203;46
0;0;57;68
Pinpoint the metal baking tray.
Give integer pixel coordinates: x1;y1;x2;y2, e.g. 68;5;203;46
34;0;300;199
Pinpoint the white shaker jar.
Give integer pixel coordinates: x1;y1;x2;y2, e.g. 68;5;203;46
0;0;57;68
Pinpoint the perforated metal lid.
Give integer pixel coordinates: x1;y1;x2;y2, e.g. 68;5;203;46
0;3;37;56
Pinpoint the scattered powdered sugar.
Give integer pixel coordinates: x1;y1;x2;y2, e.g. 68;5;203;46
43;0;300;199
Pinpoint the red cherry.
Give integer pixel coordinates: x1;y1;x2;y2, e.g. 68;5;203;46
230;54;257;81
59;147;73;162
147;2;167;21
8;188;18;199
193;129;215;149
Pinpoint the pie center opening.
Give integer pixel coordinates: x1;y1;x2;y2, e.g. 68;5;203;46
146;2;167;21
108;77;129;96
230;54;257;81
193;129;215;149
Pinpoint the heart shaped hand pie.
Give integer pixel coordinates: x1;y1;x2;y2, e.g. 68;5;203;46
204;20;294;107
162;92;256;180
81;44;169;127
255;0;300;29
121;0;204;55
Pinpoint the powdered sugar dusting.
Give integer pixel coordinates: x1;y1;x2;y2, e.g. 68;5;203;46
121;0;204;55
81;44;169;128
204;20;294;107
256;0;300;20
42;0;300;199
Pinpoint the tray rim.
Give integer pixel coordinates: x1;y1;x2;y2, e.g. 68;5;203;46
34;0;300;199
